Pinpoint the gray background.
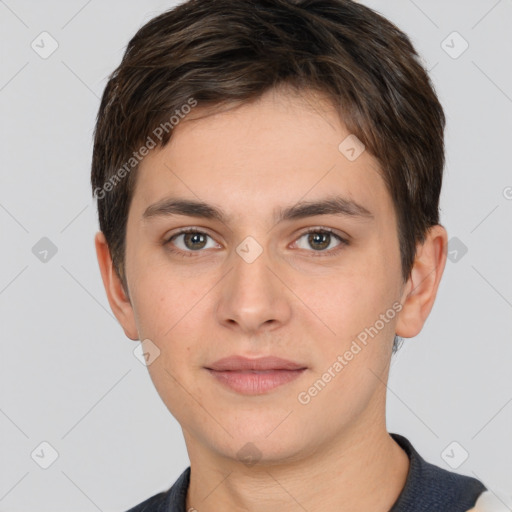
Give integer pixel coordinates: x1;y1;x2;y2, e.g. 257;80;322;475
1;0;511;510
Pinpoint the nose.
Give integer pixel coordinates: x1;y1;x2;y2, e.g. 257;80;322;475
215;240;292;335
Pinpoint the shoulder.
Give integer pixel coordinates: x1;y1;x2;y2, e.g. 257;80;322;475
125;491;168;512
467;490;512;511
124;467;191;512
390;433;487;511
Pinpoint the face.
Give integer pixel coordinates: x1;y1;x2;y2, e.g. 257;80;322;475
105;88;422;465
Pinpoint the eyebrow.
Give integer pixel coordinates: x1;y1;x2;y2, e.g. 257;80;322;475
142;195;374;223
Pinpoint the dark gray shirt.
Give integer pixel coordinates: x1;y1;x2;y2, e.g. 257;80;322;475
126;433;486;512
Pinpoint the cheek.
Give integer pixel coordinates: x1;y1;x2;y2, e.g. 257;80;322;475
129;271;203;419
128;260;210;367
295;264;388;336
127;245;199;334
134;292;196;353
290;243;400;364
129;278;170;338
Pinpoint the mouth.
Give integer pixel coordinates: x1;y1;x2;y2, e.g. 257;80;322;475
204;356;307;395
206;368;307;395
206;355;306;372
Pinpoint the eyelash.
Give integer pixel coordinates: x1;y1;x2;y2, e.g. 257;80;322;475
163;227;349;258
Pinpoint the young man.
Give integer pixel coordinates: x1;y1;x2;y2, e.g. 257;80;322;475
91;0;492;510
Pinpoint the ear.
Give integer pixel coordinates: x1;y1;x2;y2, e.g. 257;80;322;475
395;224;448;338
94;231;139;341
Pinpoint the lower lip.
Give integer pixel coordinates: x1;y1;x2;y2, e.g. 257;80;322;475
206;369;306;395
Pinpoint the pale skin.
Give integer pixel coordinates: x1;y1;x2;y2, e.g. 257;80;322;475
95;87;448;511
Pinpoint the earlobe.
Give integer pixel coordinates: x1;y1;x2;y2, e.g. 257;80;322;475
395;225;448;339
94;231;139;341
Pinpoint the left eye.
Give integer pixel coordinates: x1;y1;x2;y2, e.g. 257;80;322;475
169;231;219;251
294;230;345;252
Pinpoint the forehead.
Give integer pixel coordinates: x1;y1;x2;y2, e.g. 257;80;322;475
130;88;394;225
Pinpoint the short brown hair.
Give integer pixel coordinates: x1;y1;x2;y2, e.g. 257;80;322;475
91;0;445;351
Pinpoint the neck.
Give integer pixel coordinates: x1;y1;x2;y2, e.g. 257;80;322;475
184;409;409;512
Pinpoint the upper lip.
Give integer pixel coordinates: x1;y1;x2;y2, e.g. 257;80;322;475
206;356;307;371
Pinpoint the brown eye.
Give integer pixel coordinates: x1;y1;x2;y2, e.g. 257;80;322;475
182;232;208;250
167;230;218;252
294;229;347;253
307;232;331;250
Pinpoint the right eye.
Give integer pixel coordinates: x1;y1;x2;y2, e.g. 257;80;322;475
165;228;221;255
